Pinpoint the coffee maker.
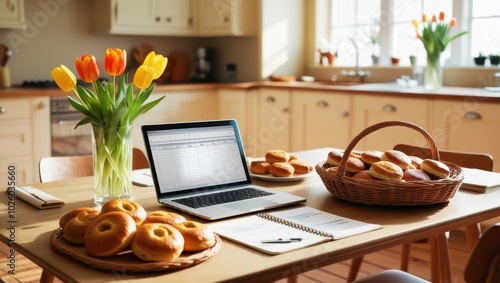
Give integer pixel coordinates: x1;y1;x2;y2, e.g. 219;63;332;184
193;47;216;82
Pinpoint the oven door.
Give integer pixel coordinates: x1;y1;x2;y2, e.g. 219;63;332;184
51;112;92;156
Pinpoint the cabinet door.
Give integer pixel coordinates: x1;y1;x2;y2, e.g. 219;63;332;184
167;90;218;122
433;99;500;172
0;0;25;29
163;0;193;31
114;0;163;32
197;0;231;31
196;0;257;36
291;90;351;151
351;95;431;151
255;89;290;156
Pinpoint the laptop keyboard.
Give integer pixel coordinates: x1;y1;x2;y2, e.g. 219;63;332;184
172;188;274;209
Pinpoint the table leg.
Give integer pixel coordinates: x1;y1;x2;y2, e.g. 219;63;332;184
464;223;481;251
40;269;55;283
435;233;452;283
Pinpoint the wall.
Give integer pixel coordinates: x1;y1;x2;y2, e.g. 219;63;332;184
0;0;261;86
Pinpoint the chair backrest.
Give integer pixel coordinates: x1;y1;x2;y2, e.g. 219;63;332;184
464;223;500;283
40;148;150;182
393;144;494;171
132;147;149;169
39;155;93;182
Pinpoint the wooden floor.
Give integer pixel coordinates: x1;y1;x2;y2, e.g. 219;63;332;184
0;230;469;283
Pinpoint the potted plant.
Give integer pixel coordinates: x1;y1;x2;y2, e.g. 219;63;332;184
489;54;500;66
474;53;487;66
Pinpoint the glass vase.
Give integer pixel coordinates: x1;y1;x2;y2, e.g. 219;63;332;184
425;51;443;89
92;125;133;204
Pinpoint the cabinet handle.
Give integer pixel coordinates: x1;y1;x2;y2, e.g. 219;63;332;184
155;16;161;22
38;101;47;109
464;111;482;120
188;17;193;26
266;96;276;103
341;111;349;117
283;107;289;113
114;3;118;21
0;106;6;114
224;16;229;23
382;104;396;112
316;100;328;108
10;0;15;12
166;17;172;23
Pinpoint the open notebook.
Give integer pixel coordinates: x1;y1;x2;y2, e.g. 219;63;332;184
208;206;382;255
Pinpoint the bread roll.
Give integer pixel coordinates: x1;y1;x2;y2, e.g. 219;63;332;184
369;161;404;181
268;162;294;177
288;159;313;174
360;150;383;166
142;211;187;226
421;159;450;179
381;150;412;170
250;161;271;175
265;150;290;163
173;221;216;252
100;199;147;227
84;211;137;257
402;169;431;182
352;170;377;180
131;223;184;262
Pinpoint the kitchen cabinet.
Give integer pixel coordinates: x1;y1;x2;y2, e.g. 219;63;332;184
0;97;50;187
0;0;25;29
91;0;257;36
218;88;259;156
92;0;194;35
433;99;500;172
253;88;291;157
291;90;351;151
351;95;431;151
197;0;258;36
131;90;218;153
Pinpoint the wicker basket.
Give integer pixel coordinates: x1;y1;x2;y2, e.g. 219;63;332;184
315;121;464;206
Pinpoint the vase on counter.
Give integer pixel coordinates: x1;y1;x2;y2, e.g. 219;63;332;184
424;51;443;89
92;124;133;203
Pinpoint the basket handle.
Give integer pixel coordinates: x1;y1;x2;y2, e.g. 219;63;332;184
337;120;440;177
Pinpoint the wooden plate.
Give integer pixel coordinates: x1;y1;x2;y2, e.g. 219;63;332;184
50;228;221;272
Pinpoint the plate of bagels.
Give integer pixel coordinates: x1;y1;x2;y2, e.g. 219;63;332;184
50;199;221;272
248;149;315;182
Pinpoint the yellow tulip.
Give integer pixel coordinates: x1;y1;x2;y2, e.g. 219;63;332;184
51;65;76;92
133;65;155;89
143;51;168;79
412;19;419;28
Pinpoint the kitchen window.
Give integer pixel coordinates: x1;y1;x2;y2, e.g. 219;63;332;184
323;0;500;67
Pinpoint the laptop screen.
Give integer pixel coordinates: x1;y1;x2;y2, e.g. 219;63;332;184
143;121;251;195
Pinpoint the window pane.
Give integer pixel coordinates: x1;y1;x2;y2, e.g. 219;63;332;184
332;1;355;26
393;23;424;65
473;0;500;18
393;0;422;24
423;0;452;18
358;0;380;25
471;18;500;57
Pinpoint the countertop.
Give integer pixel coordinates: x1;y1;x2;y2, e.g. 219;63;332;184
1;81;500;101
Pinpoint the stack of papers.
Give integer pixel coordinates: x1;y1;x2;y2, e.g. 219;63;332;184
131;169;154;187
460;168;500;193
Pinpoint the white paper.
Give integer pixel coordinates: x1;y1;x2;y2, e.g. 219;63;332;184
461;168;500;193
13;186;65;209
131;169;154;187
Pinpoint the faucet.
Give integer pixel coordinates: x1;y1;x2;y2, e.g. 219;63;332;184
336;38;370;83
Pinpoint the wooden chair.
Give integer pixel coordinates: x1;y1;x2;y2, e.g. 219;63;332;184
39;147;149;182
347;144;494;282
352;223;500;283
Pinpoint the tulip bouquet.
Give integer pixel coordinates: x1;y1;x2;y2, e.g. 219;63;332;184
51;48;167;203
412;12;467;88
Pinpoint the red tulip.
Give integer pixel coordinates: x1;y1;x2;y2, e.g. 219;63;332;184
75;55;100;83
432;15;437;22
450;17;457;27
104;48;127;76
439;11;445;21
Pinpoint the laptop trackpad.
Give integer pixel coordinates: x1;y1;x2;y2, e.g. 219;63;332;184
225;199;278;211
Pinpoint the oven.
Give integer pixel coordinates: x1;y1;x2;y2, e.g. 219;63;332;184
50;96;92;156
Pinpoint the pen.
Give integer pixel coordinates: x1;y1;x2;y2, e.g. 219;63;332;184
260;238;303;244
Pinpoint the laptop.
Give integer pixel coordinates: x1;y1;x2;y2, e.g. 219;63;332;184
141;119;306;220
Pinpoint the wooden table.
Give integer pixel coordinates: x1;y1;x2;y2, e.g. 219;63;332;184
2;148;500;283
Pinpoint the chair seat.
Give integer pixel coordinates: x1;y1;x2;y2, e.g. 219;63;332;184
353;269;429;283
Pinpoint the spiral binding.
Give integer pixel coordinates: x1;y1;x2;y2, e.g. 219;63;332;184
256;213;333;238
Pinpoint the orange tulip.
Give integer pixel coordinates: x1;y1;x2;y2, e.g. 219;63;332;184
432;15;437;22
422;14;428;22
450;17;457;27
75;55;100;83
104;48;127;76
416;31;421;39
439;11;445;21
